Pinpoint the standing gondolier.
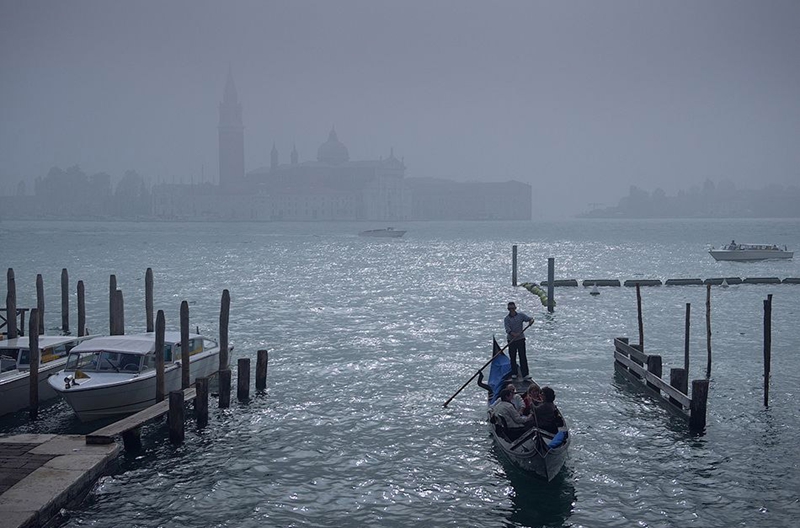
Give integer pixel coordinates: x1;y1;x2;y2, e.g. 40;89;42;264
504;302;534;380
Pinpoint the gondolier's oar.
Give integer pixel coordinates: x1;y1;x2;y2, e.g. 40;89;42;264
443;320;535;408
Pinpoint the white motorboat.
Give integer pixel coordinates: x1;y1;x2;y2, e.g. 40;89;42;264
0;334;98;417
48;332;231;422
709;242;793;261
358;227;406;238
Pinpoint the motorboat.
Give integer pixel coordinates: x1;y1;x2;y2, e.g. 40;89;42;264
483;343;570;481
709;242;793;261
358;227;406;238
0;334;99;417
48;331;231;422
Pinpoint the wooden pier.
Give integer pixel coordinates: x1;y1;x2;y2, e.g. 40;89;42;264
613;337;709;430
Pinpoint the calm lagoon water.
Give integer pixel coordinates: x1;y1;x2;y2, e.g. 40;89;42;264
1;218;799;527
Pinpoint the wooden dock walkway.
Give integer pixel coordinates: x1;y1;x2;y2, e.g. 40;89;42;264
86;387;197;447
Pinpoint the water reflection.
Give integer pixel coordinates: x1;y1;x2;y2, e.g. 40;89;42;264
491;444;576;528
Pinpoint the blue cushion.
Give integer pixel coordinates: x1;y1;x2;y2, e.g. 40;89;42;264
548;431;567;448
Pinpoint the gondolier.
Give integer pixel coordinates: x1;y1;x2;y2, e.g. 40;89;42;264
504;302;534;380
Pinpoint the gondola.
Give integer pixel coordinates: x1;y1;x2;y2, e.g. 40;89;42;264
484;343;570;481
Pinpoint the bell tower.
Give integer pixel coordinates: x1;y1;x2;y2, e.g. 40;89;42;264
218;66;245;191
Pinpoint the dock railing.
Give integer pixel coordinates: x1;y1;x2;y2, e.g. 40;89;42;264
613;337;708;431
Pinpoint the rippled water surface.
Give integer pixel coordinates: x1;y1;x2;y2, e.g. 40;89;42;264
2;219;799;527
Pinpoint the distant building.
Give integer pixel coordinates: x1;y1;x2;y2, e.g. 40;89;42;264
218;67;246;193
3;69;532;222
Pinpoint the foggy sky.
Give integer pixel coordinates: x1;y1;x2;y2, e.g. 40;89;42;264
2;0;799;218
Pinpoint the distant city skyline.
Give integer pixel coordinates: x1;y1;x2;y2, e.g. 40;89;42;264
2;1;799;218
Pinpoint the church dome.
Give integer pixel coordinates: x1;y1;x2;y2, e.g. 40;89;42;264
317;127;349;164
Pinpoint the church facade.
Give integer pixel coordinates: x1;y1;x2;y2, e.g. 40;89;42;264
150;70;530;221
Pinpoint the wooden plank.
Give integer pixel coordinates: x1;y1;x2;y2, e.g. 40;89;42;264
614;350;647;377
643;371;691;408
614;352;691;408
614;338;648;364
86;387;197;444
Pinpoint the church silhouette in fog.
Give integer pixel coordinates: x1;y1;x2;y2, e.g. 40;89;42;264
151;69;531;221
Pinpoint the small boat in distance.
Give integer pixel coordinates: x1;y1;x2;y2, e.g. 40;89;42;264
358;227;406;238
49;331;230;422
1;334;99;417
709;241;793;261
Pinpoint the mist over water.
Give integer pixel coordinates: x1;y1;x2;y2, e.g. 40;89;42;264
2;219;799;527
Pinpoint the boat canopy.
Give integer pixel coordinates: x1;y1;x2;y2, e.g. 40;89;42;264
68;332;203;356
70;335;155;355
0;336;88;351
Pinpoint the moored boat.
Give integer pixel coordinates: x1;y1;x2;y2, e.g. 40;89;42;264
48;331;231;422
0;334;99;417
358;227;406;238
484;346;570;481
709;241;793;261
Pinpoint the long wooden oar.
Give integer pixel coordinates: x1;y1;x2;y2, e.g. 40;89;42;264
443;320;534;408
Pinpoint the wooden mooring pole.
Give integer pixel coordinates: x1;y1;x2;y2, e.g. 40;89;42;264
61;268;69;334
512;245;518;287
6;268;17;339
547;257;555;313
684;303;691;372
636;284;644;350
111;290;124;335
219;289;230;371
689;379;710;431
237;358;250;401
36;274;44;335
109;275;116;335
180;301;190;389
705;284;712;379
218;289;232;408
763;294;772;407
670;368;688;404
77;280;86;337
155;310;166;403
28;309;39;419
145;268;154;333
256;349;268;390
196;377;209;427
168;390;185;445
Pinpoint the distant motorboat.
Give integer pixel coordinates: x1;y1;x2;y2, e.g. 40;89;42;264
358;227;406;238
709;242;793;261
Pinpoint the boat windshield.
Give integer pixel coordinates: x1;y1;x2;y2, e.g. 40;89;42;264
1;352;19;373
64;351;142;373
17;343;73;368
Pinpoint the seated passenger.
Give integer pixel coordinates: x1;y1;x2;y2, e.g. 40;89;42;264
522;383;543;416
532;386;561;434
492;388;534;430
504;382;525;411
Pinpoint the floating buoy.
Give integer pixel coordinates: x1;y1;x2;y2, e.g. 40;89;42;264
721;278;729;288
590;284;600;296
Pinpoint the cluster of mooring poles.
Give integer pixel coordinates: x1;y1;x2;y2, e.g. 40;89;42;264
509;247;783;428
4;267;269;449
615;284;779;431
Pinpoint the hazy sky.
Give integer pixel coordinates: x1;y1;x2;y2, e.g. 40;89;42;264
2;0;799;217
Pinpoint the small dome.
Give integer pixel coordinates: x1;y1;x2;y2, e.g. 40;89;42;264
317;127;349;164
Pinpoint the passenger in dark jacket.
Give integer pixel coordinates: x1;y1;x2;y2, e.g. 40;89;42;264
532;386;561;434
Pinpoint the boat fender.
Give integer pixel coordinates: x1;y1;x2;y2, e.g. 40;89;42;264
548;430;567;449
